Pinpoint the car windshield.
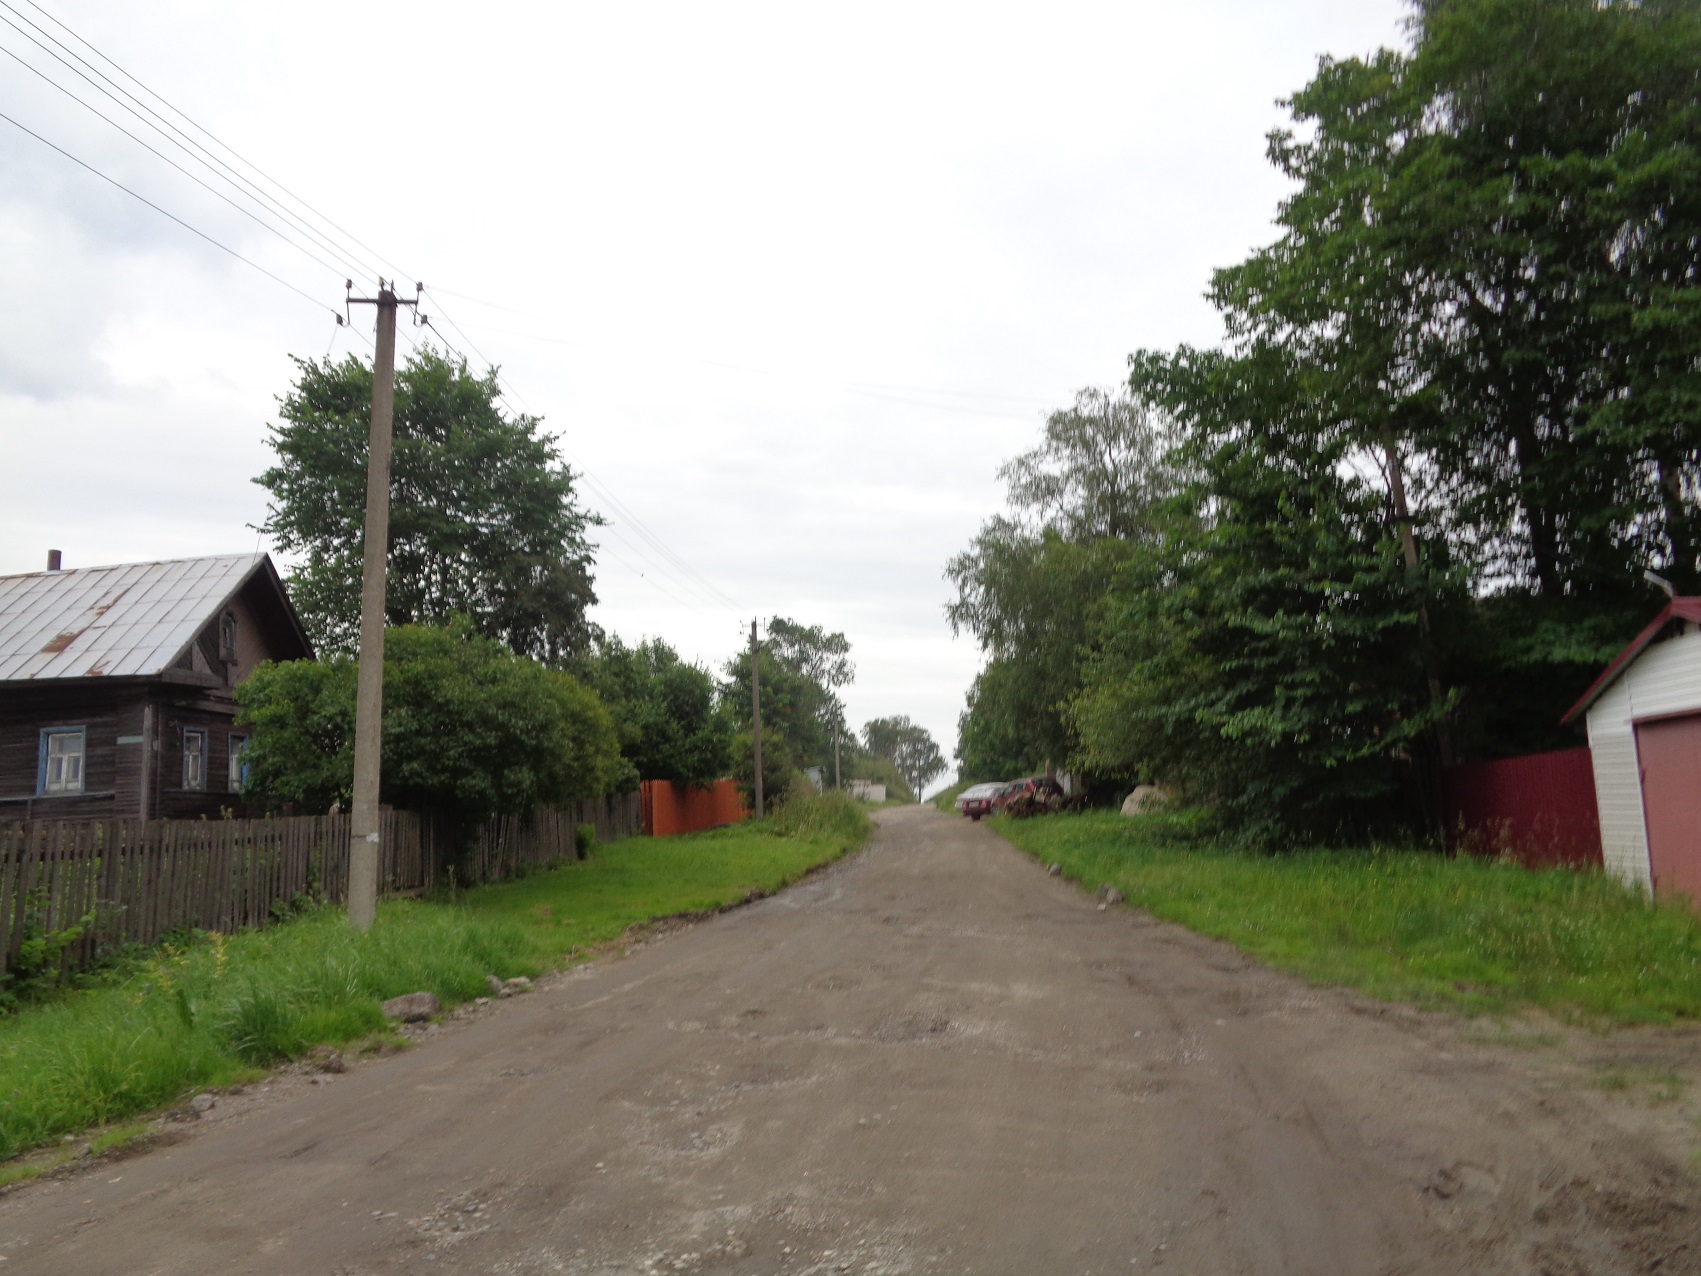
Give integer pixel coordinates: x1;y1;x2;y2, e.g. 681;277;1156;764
960;784;999;799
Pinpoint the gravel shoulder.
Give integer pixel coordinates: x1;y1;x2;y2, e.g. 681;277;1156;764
1;806;1698;1275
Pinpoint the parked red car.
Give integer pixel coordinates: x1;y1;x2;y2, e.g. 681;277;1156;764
992;776;1065;814
954;782;1004;821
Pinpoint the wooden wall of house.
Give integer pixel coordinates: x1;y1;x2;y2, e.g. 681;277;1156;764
0;682;254;821
151;691;251;820
0;684;146;820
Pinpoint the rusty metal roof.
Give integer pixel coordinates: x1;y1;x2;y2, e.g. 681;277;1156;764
0;554;272;682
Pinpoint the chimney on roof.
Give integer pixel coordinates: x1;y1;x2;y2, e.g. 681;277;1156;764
46;549;62;571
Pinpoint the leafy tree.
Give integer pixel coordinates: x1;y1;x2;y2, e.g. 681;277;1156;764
955;659;1050;782
1072;349;1445;842
236;620;620;828
583;636;732;788
947;383;1175;780
996;385;1177;542
722;617;855;778
257;347;600;661
861;716;946;799
1201;0;1701;754
763;617;854;696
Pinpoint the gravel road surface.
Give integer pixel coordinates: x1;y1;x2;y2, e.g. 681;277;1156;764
2;806;1698;1275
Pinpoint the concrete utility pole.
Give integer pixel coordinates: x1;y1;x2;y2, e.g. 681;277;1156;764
344;280;420;930
833;719;841;790
750;618;764;820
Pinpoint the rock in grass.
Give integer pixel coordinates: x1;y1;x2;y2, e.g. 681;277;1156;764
381;992;440;1023
1047;863;1062;877
485;974;507;998
504;977;533;993
189;1092;217;1115
1121;785;1170;817
1105;887;1125;905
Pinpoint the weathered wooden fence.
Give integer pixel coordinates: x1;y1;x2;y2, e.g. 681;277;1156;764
0;792;642;975
459;794;643;885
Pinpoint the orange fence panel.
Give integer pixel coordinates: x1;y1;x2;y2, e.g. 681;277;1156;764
640;779;748;837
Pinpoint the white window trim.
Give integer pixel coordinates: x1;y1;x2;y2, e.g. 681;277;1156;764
39;726;87;796
182;728;208;791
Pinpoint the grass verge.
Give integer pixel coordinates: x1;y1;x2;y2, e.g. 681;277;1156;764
995;810;1701;1026
456;790;870;955
0;792;869;1165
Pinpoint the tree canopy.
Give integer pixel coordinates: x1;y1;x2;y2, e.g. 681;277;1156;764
722;616;855;785
948;0;1701;840
582;636;732;789
257;347;600;662
861;716;946;799
947;383;1176;783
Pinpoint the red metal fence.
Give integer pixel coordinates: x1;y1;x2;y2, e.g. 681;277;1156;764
640;779;747;837
1441;747;1603;869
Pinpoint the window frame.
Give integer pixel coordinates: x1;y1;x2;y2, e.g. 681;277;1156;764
182;727;208;791
219;611;237;664
227;733;249;793
37;726;87;796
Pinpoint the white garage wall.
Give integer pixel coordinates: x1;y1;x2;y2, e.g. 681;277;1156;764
1586;626;1701;894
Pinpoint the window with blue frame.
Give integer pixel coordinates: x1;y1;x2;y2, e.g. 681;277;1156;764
183;728;208;791
227;733;249;792
38;727;86;796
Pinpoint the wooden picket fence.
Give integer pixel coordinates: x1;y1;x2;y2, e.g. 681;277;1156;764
0;792;642;976
462;794;643;886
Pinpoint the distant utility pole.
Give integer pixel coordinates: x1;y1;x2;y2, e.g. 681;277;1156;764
343;279;421;931
833;719;842;790
750;618;764;820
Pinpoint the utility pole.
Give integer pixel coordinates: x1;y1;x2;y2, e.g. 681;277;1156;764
750;619;764;819
344;280;420;930
833;718;841;790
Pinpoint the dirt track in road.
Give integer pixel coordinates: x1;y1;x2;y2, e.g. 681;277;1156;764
3;806;1700;1275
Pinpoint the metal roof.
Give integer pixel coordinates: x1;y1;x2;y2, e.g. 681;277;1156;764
0;554;272;682
1561;596;1701;723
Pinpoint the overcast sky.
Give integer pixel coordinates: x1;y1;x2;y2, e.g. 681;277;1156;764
0;0;1410;794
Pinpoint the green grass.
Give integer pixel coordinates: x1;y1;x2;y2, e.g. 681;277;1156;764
996;810;1701;1026
0;793;869;1165
458;791;870;954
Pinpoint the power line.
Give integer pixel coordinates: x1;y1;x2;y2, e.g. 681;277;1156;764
0;34;357;282
0;106;336;317
12;0;408;284
7;3;744;619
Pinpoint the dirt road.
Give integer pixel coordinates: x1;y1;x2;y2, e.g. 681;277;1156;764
3;806;1699;1274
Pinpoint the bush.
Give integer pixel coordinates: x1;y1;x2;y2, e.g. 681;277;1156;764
238;618;622;824
574;823;596;858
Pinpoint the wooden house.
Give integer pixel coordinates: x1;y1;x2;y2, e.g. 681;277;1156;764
0;553;313;821
1563;596;1701;905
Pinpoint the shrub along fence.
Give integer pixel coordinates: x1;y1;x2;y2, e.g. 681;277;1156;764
0;792;641;977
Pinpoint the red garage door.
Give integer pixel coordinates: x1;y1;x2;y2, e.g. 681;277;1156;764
1636;713;1701;907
